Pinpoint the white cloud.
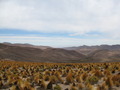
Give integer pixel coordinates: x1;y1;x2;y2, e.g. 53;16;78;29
0;0;120;38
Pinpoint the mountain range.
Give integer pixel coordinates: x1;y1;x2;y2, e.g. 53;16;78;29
0;42;120;63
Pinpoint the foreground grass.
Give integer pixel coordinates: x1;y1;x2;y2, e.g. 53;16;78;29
0;61;120;90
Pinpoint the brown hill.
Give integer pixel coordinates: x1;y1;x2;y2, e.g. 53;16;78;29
2;42;51;49
0;43;120;63
0;43;86;63
88;49;120;62
64;45;120;55
39;48;86;62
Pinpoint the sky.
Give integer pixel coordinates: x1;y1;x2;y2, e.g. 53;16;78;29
0;0;120;47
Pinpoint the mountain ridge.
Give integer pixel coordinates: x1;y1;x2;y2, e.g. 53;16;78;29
0;43;86;63
0;42;120;63
2;42;52;50
64;44;120;55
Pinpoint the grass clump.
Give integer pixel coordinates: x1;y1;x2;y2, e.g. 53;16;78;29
78;83;83;90
86;76;99;85
66;72;74;84
44;75;50;81
81;72;88;81
47;81;53;90
70;85;77;90
40;80;46;89
94;70;103;78
105;76;113;89
54;84;61;90
97;83;108;90
112;74;120;87
50;75;58;84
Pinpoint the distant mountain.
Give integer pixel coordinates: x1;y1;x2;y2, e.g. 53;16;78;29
0;43;86;63
2;42;51;50
64;45;120;55
88;49;120;62
0;43;120;63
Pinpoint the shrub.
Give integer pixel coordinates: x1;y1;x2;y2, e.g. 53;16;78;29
40;80;46;89
78;83;83;90
34;75;41;84
105;76;113;88
54;84;61;90
45;71;51;75
104;70;111;76
18;80;32;90
44;75;50;81
81;72;88;81
0;81;3;88
86;83;93;90
50;75;58;84
112;74;120;87
86;76;99;85
76;75;81;83
70;86;77;90
57;75;64;84
10;85;16;90
66;72;74;84
94;70;103;78
97;83;108;90
62;71;67;77
47;81;53;89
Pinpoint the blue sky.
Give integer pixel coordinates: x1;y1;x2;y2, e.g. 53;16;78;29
0;0;120;47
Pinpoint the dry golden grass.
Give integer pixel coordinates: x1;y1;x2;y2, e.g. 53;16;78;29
0;60;120;90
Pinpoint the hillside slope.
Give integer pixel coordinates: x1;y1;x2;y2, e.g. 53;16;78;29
0;43;120;63
88;49;120;62
2;42;51;49
64;45;120;55
0;44;86;63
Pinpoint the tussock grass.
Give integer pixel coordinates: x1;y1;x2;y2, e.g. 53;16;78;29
0;61;120;90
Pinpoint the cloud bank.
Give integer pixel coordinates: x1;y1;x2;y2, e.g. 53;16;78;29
0;0;120;46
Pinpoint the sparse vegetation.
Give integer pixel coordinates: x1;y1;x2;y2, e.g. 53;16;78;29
86;76;99;85
0;60;120;90
54;84;61;90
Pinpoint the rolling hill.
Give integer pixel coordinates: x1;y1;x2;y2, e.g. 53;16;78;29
0;43;86;63
2;42;51;49
64;45;120;55
0;43;120;63
88;49;120;62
